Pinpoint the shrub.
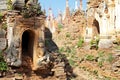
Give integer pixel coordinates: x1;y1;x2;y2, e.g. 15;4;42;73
69;59;75;67
97;51;105;67
58;24;63;30
0;51;8;71
22;3;43;18
98;51;105;58
58;47;65;53
66;32;70;38
1;23;7;30
93;70;98;76
84;54;95;61
77;37;84;48
0;13;3;22
90;36;99;50
98;60;103;68
65;47;71;53
7;0;13;10
106;53;114;63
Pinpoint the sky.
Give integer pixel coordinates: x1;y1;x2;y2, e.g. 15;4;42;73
38;0;87;17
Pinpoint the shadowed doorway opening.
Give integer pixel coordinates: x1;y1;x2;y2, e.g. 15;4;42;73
22;30;35;61
93;19;100;36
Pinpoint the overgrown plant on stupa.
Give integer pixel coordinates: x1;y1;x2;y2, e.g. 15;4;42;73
0;0;46;72
0;1;70;80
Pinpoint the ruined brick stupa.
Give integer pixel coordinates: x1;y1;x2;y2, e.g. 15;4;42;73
0;0;46;70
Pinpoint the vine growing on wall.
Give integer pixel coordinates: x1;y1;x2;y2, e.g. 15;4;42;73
21;3;44;18
7;0;13;10
0;12;3;22
0;51;8;71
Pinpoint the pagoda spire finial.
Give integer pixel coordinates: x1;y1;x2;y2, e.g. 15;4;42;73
64;0;70;22
80;0;82;10
75;0;78;10
66;0;69;8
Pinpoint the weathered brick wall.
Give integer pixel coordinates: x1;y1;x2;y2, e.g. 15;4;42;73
0;0;7;11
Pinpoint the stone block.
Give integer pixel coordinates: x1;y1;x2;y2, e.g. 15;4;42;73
98;39;113;49
0;29;6;38
0;38;7;50
0;0;7;11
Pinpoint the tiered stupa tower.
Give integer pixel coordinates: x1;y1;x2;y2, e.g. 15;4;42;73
65;0;70;20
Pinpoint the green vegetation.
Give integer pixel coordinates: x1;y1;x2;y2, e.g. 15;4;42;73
58;46;76;54
93;70;98;76
115;45;120;50
1;22;7;30
115;36;120;45
106;53;114;63
97;51;105;67
84;54;95;61
98;60;104;68
103;76;111;80
22;3;43;18
90;37;99;50
58;46;78;67
0;51;8;71
68;58;75;67
77;37;84;48
7;0;13;10
58;47;65;53
58;23;63;32
0;12;3;22
0;12;7;30
98;51;105;58
66;32;70;38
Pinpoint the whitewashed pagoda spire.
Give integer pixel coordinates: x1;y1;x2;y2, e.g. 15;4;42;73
75;0;78;10
66;0;69;8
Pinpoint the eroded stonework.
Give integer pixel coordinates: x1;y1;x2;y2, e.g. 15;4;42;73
86;0;120;48
5;11;45;70
0;0;46;70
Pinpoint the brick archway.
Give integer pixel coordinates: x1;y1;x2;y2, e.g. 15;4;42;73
22;30;35;61
93;19;100;36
